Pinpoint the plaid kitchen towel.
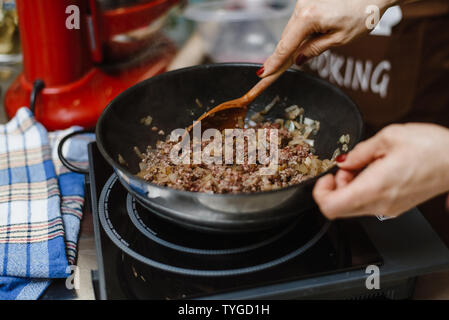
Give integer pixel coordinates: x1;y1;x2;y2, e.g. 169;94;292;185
48;127;94;265
0;107;93;300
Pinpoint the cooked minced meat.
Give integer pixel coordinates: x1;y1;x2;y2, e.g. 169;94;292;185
137;121;334;194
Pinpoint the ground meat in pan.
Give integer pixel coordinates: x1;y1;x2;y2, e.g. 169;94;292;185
137;122;334;194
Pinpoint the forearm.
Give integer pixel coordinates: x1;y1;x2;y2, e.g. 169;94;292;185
418;124;449;196
438;128;449;193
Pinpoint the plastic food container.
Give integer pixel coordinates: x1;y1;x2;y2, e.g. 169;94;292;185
184;0;294;63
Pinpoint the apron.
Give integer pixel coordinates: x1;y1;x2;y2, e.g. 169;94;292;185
303;2;449;247
303;2;449;135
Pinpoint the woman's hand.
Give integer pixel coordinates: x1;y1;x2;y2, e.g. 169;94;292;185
313;123;449;219
258;0;398;77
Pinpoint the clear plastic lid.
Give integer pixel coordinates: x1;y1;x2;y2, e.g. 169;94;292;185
184;0;294;22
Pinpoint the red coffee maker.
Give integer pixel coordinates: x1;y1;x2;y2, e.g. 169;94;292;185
4;0;179;130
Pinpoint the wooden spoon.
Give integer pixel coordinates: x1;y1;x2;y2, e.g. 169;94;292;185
187;58;293;133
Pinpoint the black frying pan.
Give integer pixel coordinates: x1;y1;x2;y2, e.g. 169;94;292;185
95;63;364;232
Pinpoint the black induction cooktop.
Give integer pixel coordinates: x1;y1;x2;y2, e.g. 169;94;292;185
86;142;449;300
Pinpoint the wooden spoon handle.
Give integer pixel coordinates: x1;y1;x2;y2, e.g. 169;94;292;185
244;58;294;104
186;59;295;135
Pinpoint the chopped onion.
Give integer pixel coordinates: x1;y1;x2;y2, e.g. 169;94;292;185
312;121;321;135
118;154;127;166
288;137;304;146
140;115;153;126
274;118;284;126
303;126;313;139
260;95;280;115
303;117;315;126
250;112;264;123
298;164;308;174
339;134;350;144
248;120;257;127
332;148;341;160
168;173;177;183
304;157;312;166
304;139;314;147
285;105;304;120
139;162;147;171
293;121;303;130
133;146;145;159
285;120;295;132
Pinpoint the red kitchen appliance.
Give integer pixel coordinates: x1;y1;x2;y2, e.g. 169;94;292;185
4;0;179;130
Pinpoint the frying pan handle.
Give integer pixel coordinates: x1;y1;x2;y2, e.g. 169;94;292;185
57;129;94;175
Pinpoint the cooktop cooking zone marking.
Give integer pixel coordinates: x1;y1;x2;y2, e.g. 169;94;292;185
126;193;301;255
98;174;332;277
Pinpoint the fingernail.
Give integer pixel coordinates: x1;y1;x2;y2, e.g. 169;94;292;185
256;66;265;77
295;54;307;66
336;154;347;163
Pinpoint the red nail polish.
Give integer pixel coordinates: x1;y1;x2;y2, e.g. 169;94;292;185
295;54;307;66
256;66;265;77
336;154;347;163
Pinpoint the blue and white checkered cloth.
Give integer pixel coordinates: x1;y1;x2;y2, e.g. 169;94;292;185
0;107;93;300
